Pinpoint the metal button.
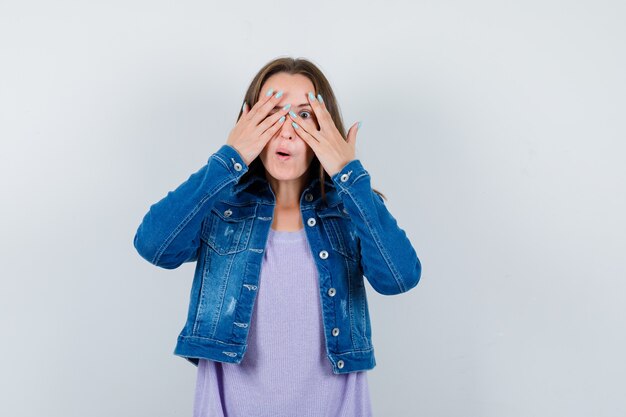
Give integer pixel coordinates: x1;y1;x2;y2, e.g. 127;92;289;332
340;173;350;182
337;360;344;369
224;209;232;217
319;250;328;259
307;217;316;227
327;287;336;297
332;327;340;336
342;207;348;214
305;193;313;202
234;162;242;171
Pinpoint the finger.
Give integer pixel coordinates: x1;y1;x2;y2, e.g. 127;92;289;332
290;119;321;154
241;101;249;117
250;87;284;126
258;103;292;135
346;121;359;147
260;112;288;142
287;108;321;141
246;86;277;121
306;91;333;131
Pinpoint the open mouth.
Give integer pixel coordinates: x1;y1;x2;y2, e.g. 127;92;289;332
276;148;292;160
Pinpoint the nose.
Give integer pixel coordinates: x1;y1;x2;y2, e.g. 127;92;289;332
278;117;297;140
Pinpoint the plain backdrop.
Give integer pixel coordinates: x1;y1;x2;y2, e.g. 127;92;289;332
1;1;625;416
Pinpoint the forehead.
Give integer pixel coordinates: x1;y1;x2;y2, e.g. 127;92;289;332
262;72;314;98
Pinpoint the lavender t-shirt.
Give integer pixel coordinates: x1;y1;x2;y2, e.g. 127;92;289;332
192;227;372;417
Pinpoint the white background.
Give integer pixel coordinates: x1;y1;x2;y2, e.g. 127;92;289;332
1;1;625;416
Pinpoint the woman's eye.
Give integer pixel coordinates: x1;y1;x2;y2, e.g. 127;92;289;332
300;111;312;119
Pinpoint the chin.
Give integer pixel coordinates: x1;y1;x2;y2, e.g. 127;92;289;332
265;167;307;181
261;159;312;182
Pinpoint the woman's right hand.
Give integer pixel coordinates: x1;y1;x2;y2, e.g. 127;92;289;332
226;88;291;167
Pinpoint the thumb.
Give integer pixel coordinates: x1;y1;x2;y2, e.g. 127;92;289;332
346;121;361;146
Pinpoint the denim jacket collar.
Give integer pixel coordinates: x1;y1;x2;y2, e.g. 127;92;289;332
232;165;340;207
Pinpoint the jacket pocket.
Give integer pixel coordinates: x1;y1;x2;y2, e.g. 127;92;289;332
202;200;257;255
318;205;359;263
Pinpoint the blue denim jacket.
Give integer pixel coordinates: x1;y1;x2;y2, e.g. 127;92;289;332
133;144;422;374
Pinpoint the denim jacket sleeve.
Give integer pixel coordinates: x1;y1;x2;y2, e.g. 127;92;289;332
133;144;248;269
330;159;422;295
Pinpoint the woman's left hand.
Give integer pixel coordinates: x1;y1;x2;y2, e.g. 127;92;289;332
289;92;360;177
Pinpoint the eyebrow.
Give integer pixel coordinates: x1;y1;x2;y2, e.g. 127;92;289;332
273;103;312;110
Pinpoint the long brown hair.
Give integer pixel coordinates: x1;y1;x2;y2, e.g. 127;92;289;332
235;57;386;203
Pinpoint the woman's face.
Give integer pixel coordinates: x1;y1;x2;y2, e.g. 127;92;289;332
258;72;319;184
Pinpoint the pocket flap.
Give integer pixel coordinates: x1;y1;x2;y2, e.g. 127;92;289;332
211;200;258;221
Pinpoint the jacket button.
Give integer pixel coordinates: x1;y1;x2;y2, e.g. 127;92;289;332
307;217;316;227
234;162;242;171
340;173;350;182
224;209;232;217
319;250;328;259
305;193;313;202
337;360;344;369
327;287;336;297
332;327;340;336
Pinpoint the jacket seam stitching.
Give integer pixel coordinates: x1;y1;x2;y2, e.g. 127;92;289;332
212;153;232;171
178;334;245;347
333;346;375;355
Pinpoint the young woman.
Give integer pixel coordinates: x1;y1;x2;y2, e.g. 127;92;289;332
133;57;422;416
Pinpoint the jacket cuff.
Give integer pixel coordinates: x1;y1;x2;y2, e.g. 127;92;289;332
211;144;249;181
330;159;370;191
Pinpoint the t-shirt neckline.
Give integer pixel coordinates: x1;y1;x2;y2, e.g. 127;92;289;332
268;227;306;242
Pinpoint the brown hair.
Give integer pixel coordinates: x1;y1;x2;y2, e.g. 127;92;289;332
235;56;387;203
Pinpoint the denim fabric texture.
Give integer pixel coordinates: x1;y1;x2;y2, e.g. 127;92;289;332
133;144;422;374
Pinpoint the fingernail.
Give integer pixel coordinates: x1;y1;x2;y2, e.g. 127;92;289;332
308;91;316;101
275;90;283;99
357;121;362;129
292;121;299;129
282;103;291;110
317;94;323;103
289;110;297;118
265;88;274;97
279;115;286;123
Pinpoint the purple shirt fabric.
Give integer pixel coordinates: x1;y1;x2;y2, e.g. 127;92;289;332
192;227;373;417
